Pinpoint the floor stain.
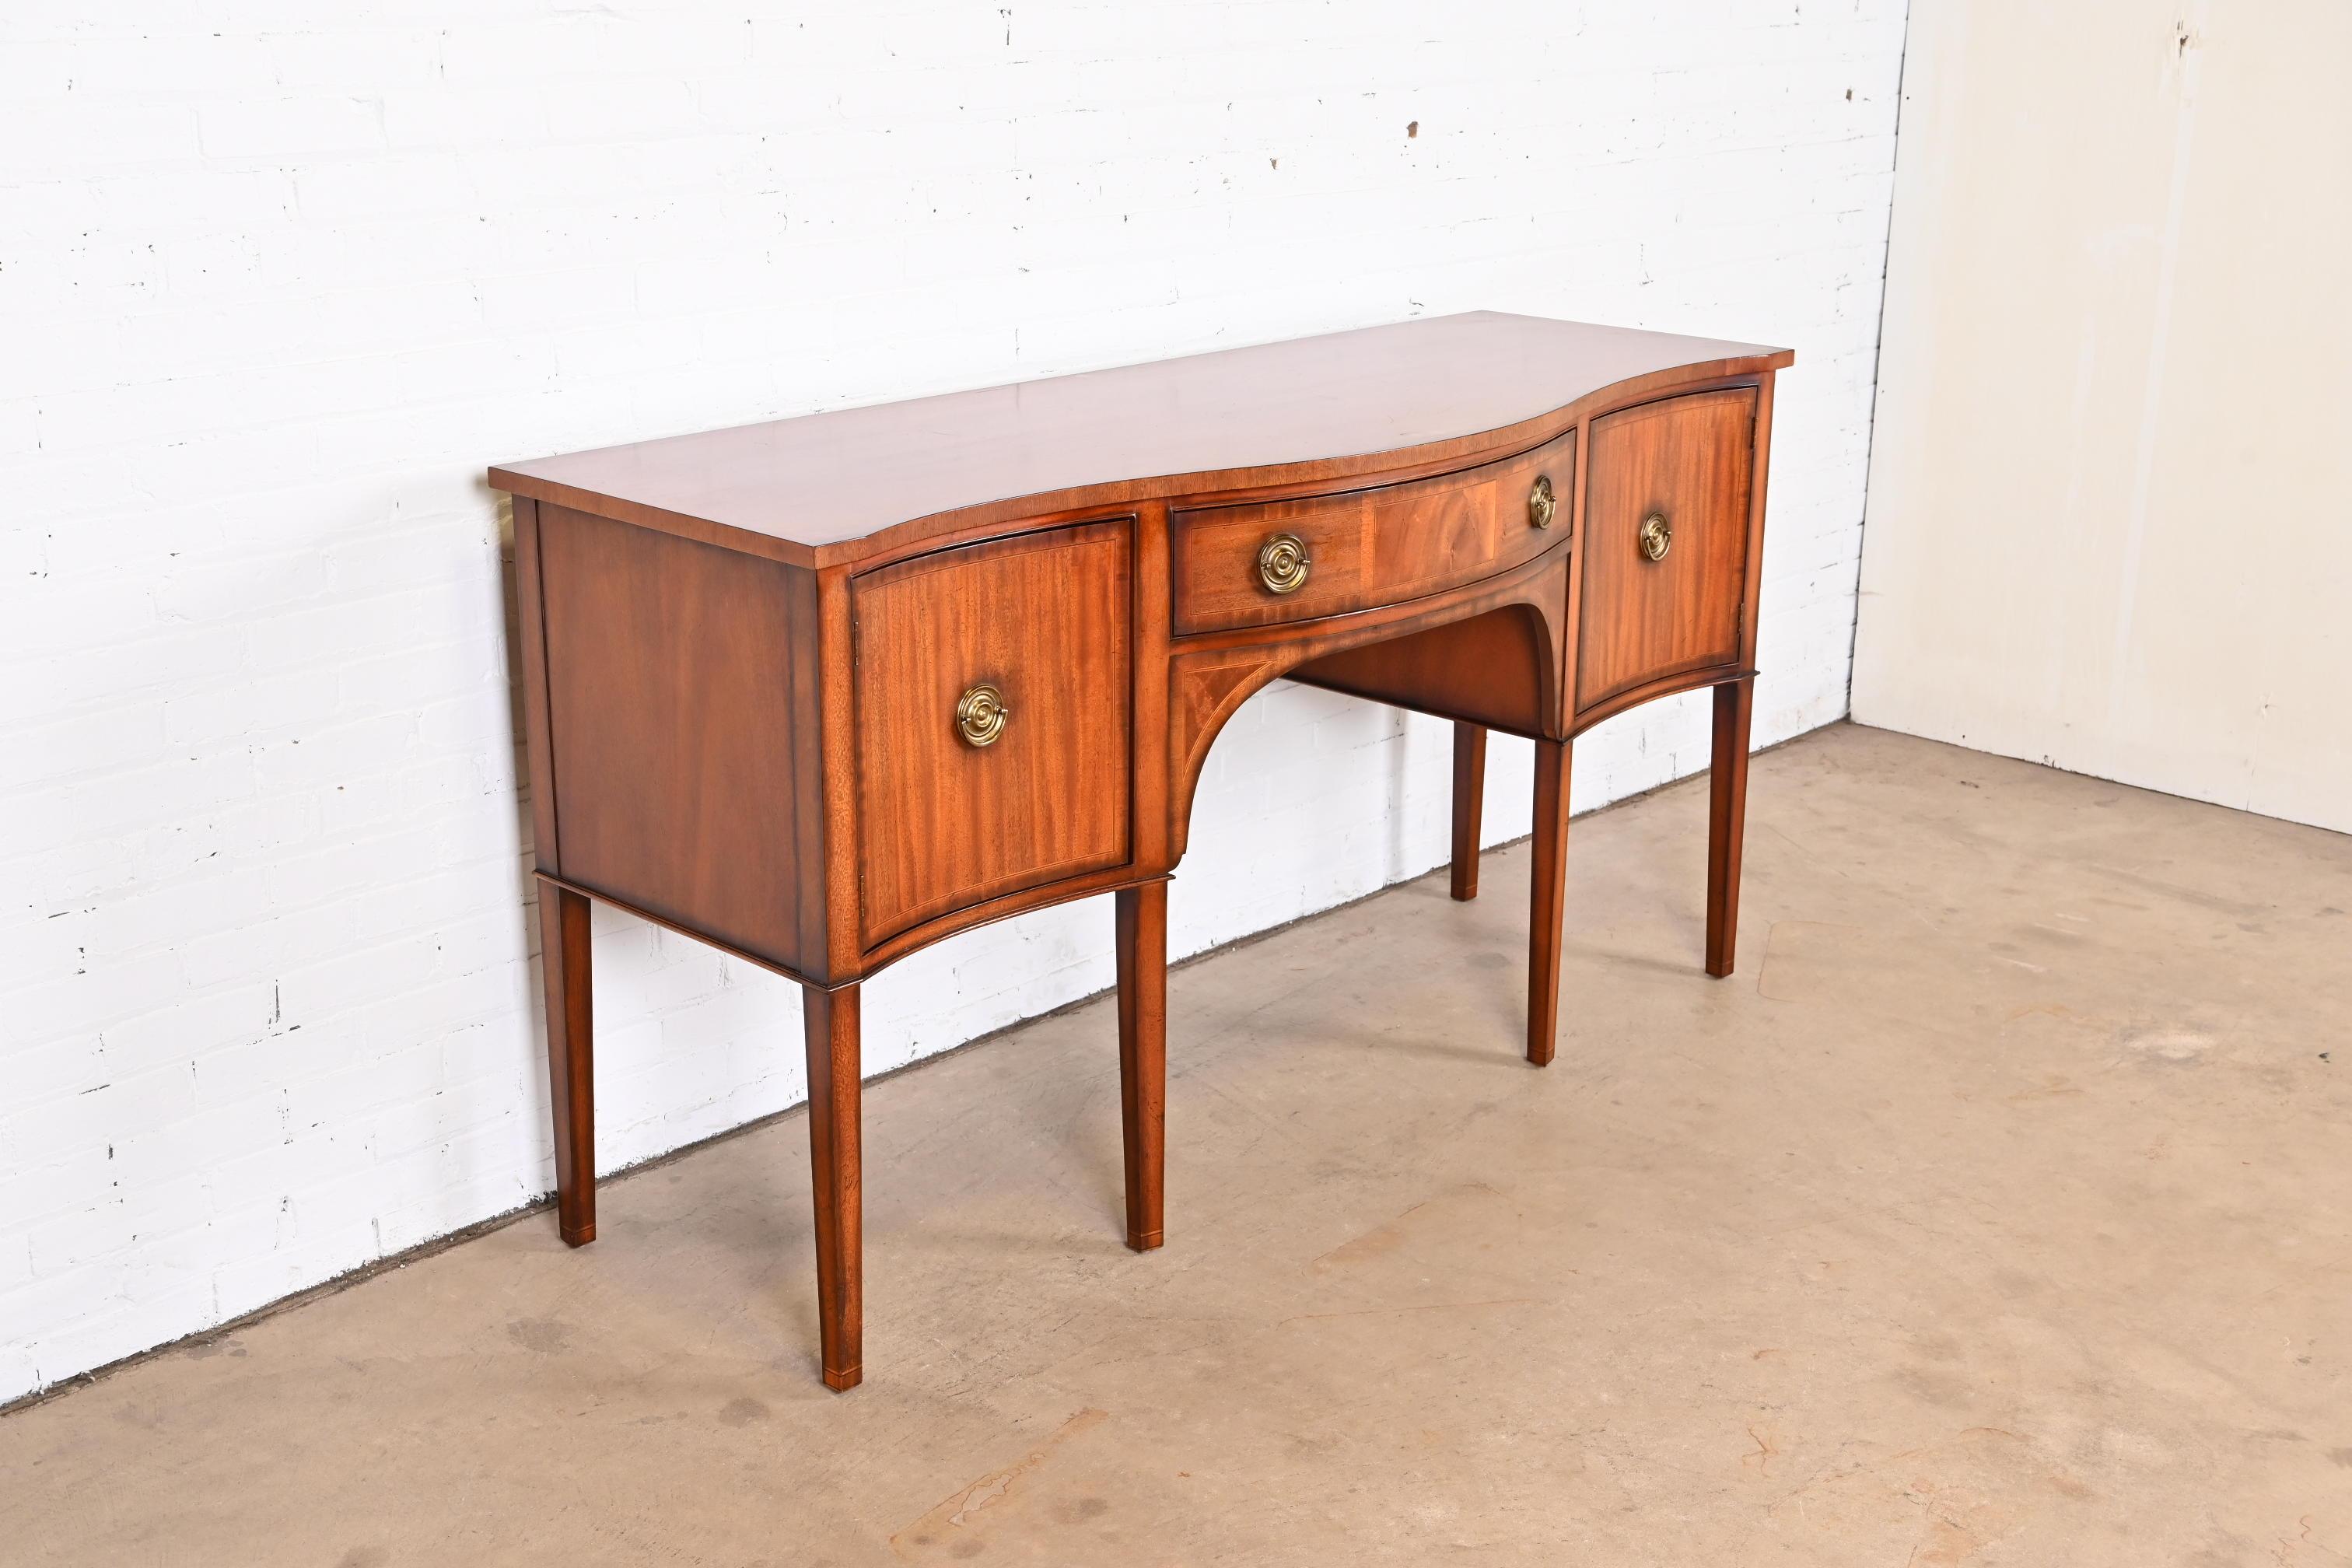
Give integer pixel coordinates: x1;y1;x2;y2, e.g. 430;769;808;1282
1308;1183;1498;1272
2006;1073;2084;1104
2006;1001;2093;1024
891;1409;1108;1561
2118;1027;2214;1066
506;1318;571;1354
1895;1363;1973;1410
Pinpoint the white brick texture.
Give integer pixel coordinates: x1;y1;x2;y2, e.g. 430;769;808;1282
0;0;1907;1401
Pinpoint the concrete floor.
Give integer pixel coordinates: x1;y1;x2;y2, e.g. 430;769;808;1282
5;723;2350;1565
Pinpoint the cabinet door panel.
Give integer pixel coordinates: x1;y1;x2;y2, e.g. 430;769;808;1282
1575;388;1755;712
853;522;1132;947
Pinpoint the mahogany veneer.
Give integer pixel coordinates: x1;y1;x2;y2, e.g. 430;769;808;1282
851;522;1132;945
1171;425;1577;634
1575;387;1758;711
492;310;1792;1391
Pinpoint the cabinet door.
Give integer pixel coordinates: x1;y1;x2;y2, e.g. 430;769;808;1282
1574;388;1757;713
852;522;1132;947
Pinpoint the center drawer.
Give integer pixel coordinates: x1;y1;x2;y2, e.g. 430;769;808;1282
852;521;1132;947
1170;426;1577;635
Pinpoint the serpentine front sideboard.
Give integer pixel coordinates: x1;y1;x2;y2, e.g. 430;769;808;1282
489;312;1791;1391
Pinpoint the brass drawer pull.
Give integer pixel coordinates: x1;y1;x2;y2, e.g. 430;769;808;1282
1256;532;1311;594
1638;511;1671;562
1528;474;1558;530
956;683;1008;747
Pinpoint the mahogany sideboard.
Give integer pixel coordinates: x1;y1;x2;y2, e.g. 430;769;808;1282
489;312;1791;1391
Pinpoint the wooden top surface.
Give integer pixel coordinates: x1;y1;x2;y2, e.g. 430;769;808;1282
491;311;1791;568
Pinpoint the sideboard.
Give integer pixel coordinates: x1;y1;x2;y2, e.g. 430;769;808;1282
489;312;1791;1390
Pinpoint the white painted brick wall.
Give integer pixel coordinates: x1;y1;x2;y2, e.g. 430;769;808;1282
0;0;1907;1402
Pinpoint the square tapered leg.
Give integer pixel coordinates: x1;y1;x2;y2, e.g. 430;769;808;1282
1528;738;1573;1066
801;982;863;1391
1451;721;1487;901
539;883;596;1245
1706;677;1755;978
1116;881;1167;1251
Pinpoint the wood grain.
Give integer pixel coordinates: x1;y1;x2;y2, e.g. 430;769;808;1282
851;521;1132;946
1116;881;1167;1252
1286;600;1559;740
537;504;822;971
814;563;862;985
538;880;595;1244
489;313;1787;569
1528;739;1573;1067
1450;722;1486;901
1170;426;1574;634
1164;548;1570;860
510;498;562;879
1706;676;1755;978
1573;388;1758;713
802;982;862;1392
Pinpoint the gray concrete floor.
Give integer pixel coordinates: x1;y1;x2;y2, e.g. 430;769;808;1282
5;723;2350;1566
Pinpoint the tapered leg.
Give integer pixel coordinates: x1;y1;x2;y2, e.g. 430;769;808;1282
1115;882;1168;1251
539;884;596;1245
1706;676;1755;978
1527;738;1573;1066
801;982;863;1391
1450;721;1487;901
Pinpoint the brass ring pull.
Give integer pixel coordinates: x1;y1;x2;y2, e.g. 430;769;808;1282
956;683;1008;747
1257;532;1311;594
1528;474;1558;530
1638;511;1671;562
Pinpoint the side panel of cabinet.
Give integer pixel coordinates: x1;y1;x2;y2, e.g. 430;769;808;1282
537;504;824;971
853;522;1133;947
1574;387;1758;713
